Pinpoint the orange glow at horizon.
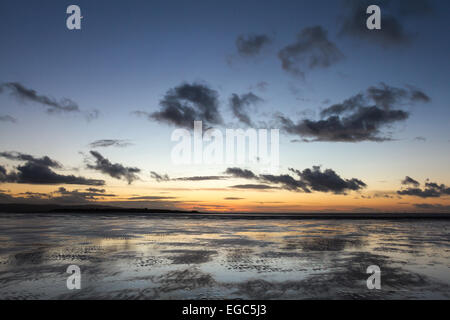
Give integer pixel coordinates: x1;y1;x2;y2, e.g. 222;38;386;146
2;180;449;213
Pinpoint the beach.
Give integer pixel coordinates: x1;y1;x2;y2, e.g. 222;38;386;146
0;213;448;299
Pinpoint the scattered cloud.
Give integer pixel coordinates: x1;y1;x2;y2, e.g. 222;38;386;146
366;83;430;107
225;167;258;180
54;187;116;202
278;26;344;77
414;136;426;142
257;81;268;91
87;151;140;184
249;82;270;93
236;34;272;56
372;192;395;199
398;178;450;198
89;139;133;148
127;196;178;200
174;176;227;181
260;173;310;192
134;83;222;129
229;92;263;126
0;187;116;204
85;109;100;122
290;138;312;143
230;184;278;190
0;187;116;205
0;82;79;113
150;171;228;182
277;83;430;142
0;188;184;208
0;115;17;123
0;151;61;168
226;166;366;194
0;152;104;186
289;166;367;194
86;188;106;193
150;171;170;182
401;176;420;187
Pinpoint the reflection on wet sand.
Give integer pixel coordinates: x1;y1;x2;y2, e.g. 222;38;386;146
0;213;448;299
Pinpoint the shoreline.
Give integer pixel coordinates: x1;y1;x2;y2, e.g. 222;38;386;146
0;210;449;220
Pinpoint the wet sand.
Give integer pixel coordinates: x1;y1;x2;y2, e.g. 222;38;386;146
0;213;449;299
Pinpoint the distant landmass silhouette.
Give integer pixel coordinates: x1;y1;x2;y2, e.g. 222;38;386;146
0;203;449;219
0;203;198;214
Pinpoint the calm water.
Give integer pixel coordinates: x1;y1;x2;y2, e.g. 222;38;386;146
0;213;449;299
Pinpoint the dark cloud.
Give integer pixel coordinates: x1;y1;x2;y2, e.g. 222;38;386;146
229;92;263;126
236;34;271;56
136;83;222;129
407;87;431;103
0;165;13;183
150;171;227;182
260;173;310;192
0;187;182;208
0;190;20;203
0;187;115;204
55;187;116;202
339;0;433;47
225;167;258;180
402;176;420;187
290;138;312;143
278;83;430;142
87;151;140;184
127;196;177;200
0;82;79;113
277;108;408;142
0;152;102;186
366;83;430;108
0;151;61;168
398;179;450;198
372;192;395;199
319;94;366;118
16;163;104;186
0;115;17;123
86;188;106;193
278;26;344;77
230;184;278;190
398;188;440;198
289;166;367;194
89;139;133;148
150;171;170;182
224;197;245;200
226;166;366;194
16;191;50;199
174;176;227;181
0;157;104;186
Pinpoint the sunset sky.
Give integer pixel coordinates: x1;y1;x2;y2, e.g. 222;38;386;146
1;0;449;213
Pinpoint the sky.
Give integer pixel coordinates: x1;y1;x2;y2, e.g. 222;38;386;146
0;0;449;213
